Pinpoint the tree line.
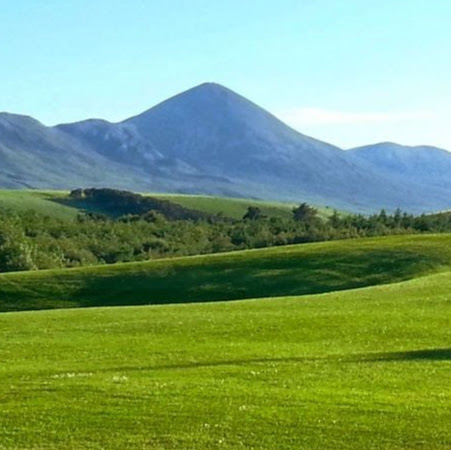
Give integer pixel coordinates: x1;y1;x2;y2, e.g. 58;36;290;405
0;189;450;273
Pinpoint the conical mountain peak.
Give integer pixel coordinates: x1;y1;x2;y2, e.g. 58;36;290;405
180;82;244;98
189;81;231;93
125;82;253;125
2;83;450;213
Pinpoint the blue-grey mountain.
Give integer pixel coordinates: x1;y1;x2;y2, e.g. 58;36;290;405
348;142;451;191
1;83;450;213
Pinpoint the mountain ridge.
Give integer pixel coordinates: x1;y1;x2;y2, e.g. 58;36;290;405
1;83;450;213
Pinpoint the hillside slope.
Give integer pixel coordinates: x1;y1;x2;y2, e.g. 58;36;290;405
1;234;450;312
348;142;451;190
0;113;154;190
61;83;451;212
0;190;318;220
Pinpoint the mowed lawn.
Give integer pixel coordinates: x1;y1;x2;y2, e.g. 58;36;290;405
0;271;450;449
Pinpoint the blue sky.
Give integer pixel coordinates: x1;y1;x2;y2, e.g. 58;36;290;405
1;0;450;149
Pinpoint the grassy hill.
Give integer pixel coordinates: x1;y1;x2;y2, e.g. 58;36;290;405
150;193;335;220
1;234;450;312
0;189;334;220
0;189;78;220
0;270;449;448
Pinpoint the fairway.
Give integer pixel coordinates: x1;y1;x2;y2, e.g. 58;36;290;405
1;272;450;449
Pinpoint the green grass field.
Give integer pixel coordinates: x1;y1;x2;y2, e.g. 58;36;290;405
0;189;334;220
150;193;335;220
1;271;450;448
0;190;78;220
1;234;450;448
1;234;450;312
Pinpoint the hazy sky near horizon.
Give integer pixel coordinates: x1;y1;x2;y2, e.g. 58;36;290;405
1;0;450;149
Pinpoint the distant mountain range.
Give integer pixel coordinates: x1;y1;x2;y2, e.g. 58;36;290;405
1;82;450;213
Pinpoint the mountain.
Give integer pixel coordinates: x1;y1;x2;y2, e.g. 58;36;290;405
1;83;451;213
0;113;153;190
348;142;451;190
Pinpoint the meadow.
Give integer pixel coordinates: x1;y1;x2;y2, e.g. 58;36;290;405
0;270;450;448
0;190;77;220
0;189;315;220
148;194;335;220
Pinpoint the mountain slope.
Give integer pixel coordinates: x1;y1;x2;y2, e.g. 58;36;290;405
1;83;451;212
60;83;369;203
348;142;451;190
60;83;440;212
0;113;152;190
123;83;413;210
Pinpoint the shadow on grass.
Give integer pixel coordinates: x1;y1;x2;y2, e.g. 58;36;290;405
93;355;317;373
52;198;115;216
74;249;438;308
48;349;451;378
355;348;451;362
0;245;446;313
129;349;451;371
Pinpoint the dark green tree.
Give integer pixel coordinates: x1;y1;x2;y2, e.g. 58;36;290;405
243;206;264;220
293;203;318;222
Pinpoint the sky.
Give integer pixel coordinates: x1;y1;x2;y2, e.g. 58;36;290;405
1;0;450;149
